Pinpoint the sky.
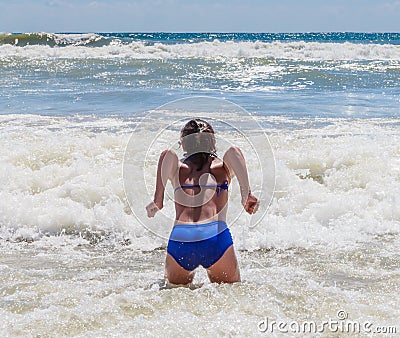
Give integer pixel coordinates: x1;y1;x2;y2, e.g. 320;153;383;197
0;0;399;33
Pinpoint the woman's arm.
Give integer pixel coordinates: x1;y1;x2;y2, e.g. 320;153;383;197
223;146;259;214
146;149;178;218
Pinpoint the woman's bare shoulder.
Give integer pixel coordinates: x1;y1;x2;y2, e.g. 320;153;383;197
211;157;231;179
160;148;178;159
210;156;224;168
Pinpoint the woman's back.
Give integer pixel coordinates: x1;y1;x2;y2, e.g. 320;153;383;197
173;156;229;223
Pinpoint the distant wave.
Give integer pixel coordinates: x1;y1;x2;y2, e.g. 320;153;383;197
4;32;400;45
0;32;108;47
1;38;400;61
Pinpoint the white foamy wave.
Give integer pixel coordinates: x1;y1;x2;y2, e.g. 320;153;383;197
1;40;400;60
50;33;105;46
0;115;399;251
0;115;155;248
248;119;400;250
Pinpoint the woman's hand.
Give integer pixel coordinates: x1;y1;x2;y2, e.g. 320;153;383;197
242;193;259;214
146;201;163;218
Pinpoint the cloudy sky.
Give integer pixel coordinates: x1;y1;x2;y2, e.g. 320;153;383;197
0;0;399;33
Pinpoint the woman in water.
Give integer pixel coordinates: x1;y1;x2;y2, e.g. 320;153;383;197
146;119;259;285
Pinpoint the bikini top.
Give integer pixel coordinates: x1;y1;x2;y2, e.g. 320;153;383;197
174;180;229;197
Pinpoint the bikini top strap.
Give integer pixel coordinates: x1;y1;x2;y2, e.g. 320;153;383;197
174;184;200;192
216;180;229;196
174;180;229;196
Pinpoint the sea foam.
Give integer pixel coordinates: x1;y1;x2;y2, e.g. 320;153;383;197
0;115;398;251
1;40;400;60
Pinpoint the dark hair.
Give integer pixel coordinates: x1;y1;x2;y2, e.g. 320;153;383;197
180;119;216;171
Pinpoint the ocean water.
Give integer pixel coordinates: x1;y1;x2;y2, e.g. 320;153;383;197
0;32;399;336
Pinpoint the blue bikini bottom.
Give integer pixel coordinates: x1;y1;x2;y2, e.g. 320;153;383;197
167;221;233;271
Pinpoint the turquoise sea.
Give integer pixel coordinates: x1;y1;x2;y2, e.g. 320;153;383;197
0;32;399;336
